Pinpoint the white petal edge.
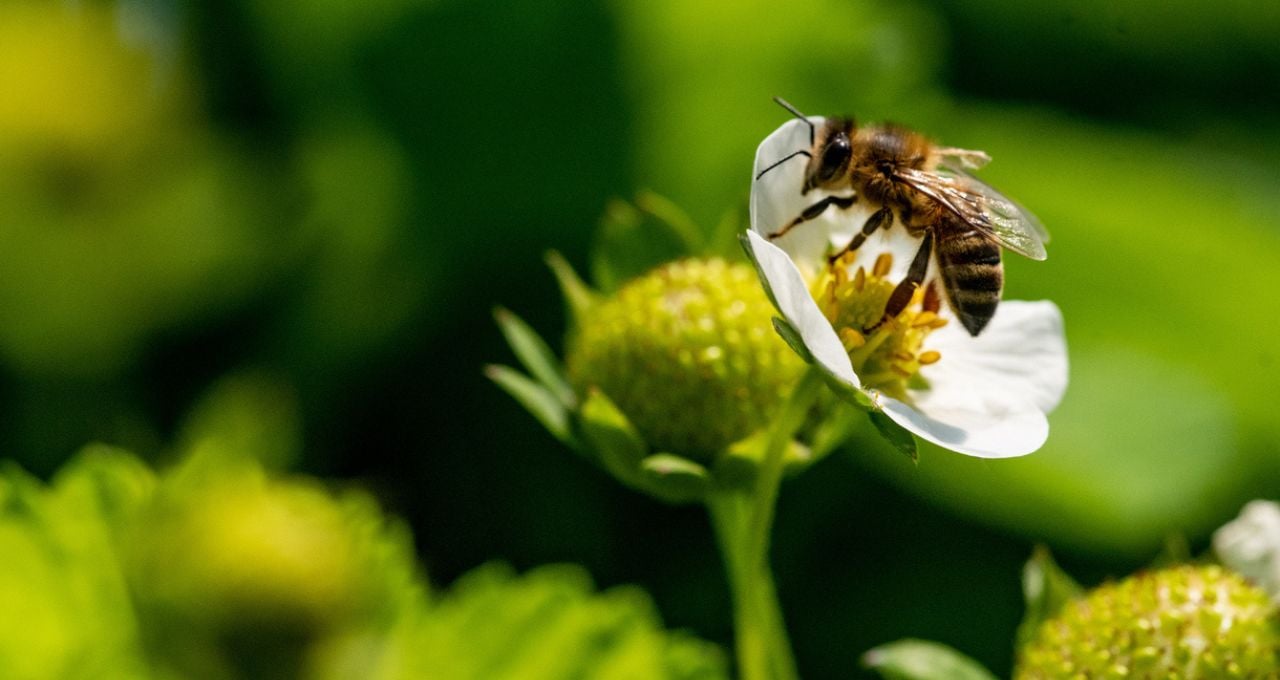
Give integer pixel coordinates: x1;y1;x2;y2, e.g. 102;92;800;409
920;300;1069;414
744;230;860;389
878;390;1049;459
750;117;918;284
1214;500;1280;599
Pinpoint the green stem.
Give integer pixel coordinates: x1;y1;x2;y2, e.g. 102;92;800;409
707;368;824;680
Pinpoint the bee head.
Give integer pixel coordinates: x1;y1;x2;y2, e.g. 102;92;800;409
803;118;854;194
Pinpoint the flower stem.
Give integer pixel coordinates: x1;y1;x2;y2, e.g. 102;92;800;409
707;367;823;680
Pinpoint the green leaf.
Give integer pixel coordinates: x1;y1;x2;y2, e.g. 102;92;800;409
545;250;597;326
577;388;648;487
485;364;573;444
173;372;302;470
396;562;729;679
869;411;918;463
591;194;700;292
1016;546;1083;649
638;453;710;504
493;307;575;407
770;317;815;364
862;639;998;680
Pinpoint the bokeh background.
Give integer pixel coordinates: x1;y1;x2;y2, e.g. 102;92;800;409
4;0;1280;677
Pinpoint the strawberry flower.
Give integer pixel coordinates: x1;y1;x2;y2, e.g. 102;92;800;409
744;117;1068;458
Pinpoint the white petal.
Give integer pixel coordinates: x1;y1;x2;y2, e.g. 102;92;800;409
749;117;920;283
744;231;860;389
921;300;1069;413
868;300;1065;458
877;389;1048;459
1214;500;1280;599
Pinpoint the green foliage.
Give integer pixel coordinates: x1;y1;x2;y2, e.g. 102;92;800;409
0;449;152;680
1016;548;1083;651
0;446;725;680
862;639;998;680
392;563;728;680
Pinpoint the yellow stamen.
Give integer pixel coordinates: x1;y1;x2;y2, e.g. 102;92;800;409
873;253;893;278
918;351;941;365
912;311;939;328
853;267;866;292
839;328;866;350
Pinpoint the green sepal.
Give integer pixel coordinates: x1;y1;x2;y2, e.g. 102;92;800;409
869;410;918;463
493;306;576;408
738;232;781;312
771;317;815;364
591;192;701;293
485;364;574;445
1016;546;1083;650
714;430;813;491
1148;533;1192;570
545;250;597;326
637;453;710;504
862;639;998;680
577;388;649;486
807;404;863;464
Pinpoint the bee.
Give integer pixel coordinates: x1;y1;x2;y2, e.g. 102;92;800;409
756;98;1048;336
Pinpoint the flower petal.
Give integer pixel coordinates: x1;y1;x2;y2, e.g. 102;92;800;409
750;117;918;283
1214;500;1280;599
921;300;1068;413
743;230;860;389
870;300;1066;458
877;390;1049;459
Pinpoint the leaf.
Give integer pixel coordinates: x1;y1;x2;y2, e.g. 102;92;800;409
485;364;573;444
637;453;710;504
862;639;998;680
545;250;597;326
400;562;729;679
591;194;700;292
771;317;815;364
493;307;575;407
869;410;918;463
173;372;302;471
1016;546;1082;649
577;388;649;487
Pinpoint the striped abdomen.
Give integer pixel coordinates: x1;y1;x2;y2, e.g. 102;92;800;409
936;222;1003;336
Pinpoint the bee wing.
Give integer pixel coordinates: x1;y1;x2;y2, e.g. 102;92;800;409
935;147;991;170
894;164;1049;260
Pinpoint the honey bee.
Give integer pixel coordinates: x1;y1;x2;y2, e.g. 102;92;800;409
757;98;1048;336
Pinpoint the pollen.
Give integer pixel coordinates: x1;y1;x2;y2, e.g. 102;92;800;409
811;251;948;400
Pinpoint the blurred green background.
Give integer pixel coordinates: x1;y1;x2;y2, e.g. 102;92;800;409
3;0;1279;677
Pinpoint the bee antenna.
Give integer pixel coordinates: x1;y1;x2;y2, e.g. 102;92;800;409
755;149;811;180
772;96;814;147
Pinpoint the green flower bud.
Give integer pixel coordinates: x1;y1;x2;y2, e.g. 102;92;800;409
129;456;421;678
1017;565;1280;679
567;258;804;458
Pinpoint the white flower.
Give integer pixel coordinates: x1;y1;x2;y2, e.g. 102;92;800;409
744;117;1068;458
1214;500;1280;600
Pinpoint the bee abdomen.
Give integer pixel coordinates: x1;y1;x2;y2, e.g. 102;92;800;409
937;229;1003;336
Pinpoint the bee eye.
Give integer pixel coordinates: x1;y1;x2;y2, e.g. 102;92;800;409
818;134;850;181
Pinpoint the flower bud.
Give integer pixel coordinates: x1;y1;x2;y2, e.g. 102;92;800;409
1017;565;1279;679
567;258;803;457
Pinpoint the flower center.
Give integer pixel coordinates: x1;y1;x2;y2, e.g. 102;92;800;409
811;250;947;400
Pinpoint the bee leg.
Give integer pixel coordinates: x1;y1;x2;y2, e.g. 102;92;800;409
868;231;933;331
767;195;857;239
826;206;892;265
